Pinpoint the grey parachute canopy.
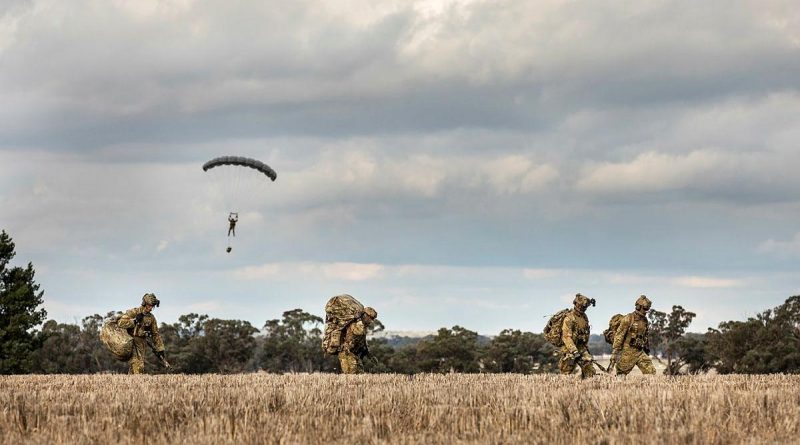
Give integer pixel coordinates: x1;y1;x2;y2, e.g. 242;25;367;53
202;156;277;181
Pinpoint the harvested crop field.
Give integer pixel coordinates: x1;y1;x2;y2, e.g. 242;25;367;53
2;374;799;444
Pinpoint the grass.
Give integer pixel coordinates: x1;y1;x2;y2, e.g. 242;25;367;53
2;373;798;444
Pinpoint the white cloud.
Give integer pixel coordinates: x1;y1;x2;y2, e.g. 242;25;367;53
483;156;559;194
671;276;743;289
606;272;743;289
322;262;385;281
758;232;800;257
576;150;723;195
233;261;385;282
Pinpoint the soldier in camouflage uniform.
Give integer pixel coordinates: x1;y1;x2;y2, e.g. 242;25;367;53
117;293;169;374
338;307;377;374
611;295;656;375
560;294;596;378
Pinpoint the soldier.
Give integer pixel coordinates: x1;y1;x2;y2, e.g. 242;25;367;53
338;307;378;374
611;295;656;375
117;293;169;374
560;294;596;379
227;212;238;237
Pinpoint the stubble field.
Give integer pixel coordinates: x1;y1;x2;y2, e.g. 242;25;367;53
1;373;799;444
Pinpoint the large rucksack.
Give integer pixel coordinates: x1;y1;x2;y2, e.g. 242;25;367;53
603;313;625;345
322;294;366;355
543;309;572;347
100;312;134;361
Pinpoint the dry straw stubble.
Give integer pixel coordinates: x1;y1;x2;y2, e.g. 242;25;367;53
1;374;799;444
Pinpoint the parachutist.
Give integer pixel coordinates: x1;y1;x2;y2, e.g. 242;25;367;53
227;212;238;237
202;156;276;254
226;246;232;253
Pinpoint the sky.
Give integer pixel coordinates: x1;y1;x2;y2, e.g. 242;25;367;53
1;0;799;335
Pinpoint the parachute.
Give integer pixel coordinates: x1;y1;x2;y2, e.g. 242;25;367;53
202;156;277;252
202;156;277;182
322;294;366;355
100;313;134;361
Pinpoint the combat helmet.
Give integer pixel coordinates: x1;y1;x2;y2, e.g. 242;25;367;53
142;293;160;308
363;306;378;319
635;295;652;312
573;293;596;310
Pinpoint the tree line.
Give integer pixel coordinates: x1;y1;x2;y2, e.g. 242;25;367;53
2;229;799;375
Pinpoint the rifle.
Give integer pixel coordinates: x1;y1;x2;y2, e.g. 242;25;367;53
361;349;384;370
144;333;170;369
134;313;170;369
590;360;607;373
570;351;608;373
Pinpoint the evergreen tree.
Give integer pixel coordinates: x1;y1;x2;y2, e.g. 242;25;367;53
0;230;47;374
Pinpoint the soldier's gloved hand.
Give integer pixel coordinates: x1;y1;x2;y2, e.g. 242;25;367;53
644;347;651;355
570;350;582;361
134;313;145;325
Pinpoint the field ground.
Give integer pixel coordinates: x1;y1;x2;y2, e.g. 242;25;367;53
2;374;799;444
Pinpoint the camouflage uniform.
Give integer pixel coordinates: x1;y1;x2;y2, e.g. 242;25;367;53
612;296;656;375
338;319;368;374
337;306;377;374
559;295;596;378
117;297;165;375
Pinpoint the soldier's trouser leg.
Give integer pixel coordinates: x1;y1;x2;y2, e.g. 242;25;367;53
559;347;595;377
338;351;363;374
616;348;652;375
559;355;576;375
636;353;656;374
129;338;146;374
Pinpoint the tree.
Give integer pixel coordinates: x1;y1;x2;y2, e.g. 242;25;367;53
0;230;47;374
649;305;695;374
159;313;259;373
30;313;127;374
259;309;329;373
158;313;209;373
706;296;800;374
416;326;482;373
482;329;557;374
198;318;260;373
670;333;711;374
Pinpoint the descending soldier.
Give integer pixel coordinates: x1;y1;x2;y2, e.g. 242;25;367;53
338;307;378;374
611;295;656;375
560;294;596;379
117;293;169;374
227;212;238;237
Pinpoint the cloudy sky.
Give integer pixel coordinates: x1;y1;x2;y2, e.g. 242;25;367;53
1;0;798;335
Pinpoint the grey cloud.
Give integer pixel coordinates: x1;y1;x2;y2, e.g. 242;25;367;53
3;1;800;149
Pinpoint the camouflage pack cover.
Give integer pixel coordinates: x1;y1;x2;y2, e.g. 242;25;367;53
604;313;625;345
322;294;365;355
100;314;134;362
543;309;571;347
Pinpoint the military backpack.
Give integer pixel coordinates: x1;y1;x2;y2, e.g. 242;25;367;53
322;294;366;355
603;313;625;344
543;309;572;347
